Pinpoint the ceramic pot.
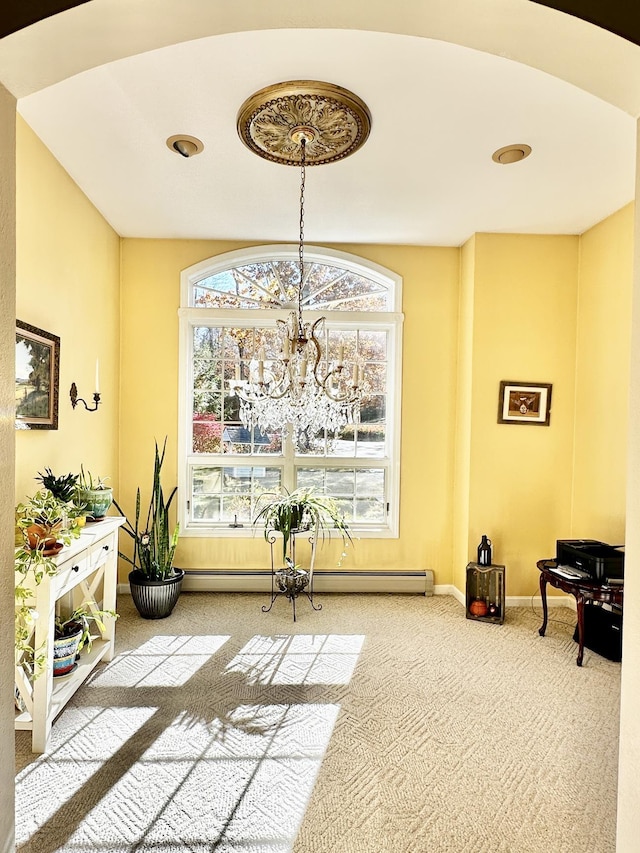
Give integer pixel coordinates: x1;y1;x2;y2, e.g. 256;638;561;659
76;487;113;520
53;627;83;676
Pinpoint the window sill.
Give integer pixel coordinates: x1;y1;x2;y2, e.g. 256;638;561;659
180;525;398;539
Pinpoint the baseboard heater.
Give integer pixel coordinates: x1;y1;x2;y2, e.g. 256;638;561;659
182;569;433;595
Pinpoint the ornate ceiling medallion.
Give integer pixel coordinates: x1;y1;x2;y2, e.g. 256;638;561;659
237;80;372;166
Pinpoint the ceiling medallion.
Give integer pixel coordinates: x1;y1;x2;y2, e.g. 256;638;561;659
236;80;372;166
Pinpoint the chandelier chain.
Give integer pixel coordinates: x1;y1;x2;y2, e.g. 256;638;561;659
298;137;306;321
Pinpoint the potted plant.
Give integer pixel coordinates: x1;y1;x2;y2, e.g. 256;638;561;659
53;605;118;677
76;465;113;520
254;486;352;564
16;489;83;554
14;496;83;687
112;438;183;619
35;468;79;503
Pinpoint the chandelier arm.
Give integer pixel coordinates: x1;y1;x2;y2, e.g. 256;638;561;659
320;372;360;404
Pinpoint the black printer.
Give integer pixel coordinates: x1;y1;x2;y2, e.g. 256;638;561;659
556;539;624;581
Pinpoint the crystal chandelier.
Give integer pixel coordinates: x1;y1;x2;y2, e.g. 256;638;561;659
232;81;372;444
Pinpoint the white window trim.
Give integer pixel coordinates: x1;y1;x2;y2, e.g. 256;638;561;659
178;246;403;538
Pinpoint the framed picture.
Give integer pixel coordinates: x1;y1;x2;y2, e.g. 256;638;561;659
15;320;60;430
497;380;552;426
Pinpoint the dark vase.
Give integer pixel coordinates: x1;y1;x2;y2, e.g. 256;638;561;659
128;569;184;619
477;535;492;566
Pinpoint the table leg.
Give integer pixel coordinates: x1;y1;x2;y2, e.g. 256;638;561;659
538;573;549;637
575;595;586;666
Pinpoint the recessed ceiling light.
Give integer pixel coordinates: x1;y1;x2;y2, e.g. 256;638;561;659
492;144;532;164
166;134;204;158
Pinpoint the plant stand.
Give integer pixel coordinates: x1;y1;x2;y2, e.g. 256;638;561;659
262;528;321;622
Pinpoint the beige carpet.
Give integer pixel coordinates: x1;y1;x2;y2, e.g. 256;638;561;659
16;592;620;852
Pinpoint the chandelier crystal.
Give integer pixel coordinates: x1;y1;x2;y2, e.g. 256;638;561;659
232;82;372;445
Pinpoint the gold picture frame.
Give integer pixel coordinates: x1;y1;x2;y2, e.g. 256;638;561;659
497;380;552;426
15;320;60;430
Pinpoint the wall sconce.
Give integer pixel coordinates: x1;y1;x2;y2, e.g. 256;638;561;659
70;360;102;412
70;383;101;411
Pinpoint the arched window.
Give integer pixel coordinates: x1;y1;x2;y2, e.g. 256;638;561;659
178;246;403;537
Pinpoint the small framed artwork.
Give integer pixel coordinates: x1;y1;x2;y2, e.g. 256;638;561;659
15;320;60;430
498;380;552;426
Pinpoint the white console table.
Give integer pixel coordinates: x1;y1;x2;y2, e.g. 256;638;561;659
15;517;124;753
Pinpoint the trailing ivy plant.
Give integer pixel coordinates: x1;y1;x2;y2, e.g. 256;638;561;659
14;491;83;681
14;544;60;678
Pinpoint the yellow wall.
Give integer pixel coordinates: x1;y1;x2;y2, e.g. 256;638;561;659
461;234;580;596
453;237;474;592
573;203;633;543
119;239;460;579
15;117;120;504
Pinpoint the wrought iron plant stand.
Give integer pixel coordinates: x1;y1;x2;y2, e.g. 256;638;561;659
262;527;322;622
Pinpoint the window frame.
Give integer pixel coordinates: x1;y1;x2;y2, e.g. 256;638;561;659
178;245;403;538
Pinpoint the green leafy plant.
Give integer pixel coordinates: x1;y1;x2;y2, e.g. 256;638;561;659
15;490;84;679
16;489;84;549
55;605;118;653
35;468;79;503
254;487;352;563
15;544;60;678
77;465;111;490
113;438;180;581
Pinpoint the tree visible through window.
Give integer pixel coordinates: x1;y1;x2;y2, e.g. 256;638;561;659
179;247;402;537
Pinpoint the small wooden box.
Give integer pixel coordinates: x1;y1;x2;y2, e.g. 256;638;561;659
466;562;505;624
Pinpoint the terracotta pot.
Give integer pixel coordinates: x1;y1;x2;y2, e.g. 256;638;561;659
25;522;61;552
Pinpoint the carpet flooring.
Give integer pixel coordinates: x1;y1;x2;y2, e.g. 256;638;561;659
15;592;621;852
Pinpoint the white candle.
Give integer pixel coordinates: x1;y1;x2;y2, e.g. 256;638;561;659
300;358;308;378
351;363;358;385
337;343;344;366
235;363;241;381
95;359;100;394
283;337;291;358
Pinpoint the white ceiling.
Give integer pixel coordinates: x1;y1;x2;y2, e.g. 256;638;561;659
16;27;637;247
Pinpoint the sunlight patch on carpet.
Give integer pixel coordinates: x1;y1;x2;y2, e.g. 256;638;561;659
226;635;365;685
15;706;158;845
90;635;231;687
52;704;341;851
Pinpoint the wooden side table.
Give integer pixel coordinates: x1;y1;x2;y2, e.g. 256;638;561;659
537;559;624;666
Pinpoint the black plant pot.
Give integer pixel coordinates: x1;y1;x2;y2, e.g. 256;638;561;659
128;569;184;619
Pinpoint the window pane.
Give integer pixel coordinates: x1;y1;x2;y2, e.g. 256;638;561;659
356;469;385;496
193;495;221;521
325;468;355;497
193;326;222;358
355;498;385;523
193;261;392;311
191;465;282;523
